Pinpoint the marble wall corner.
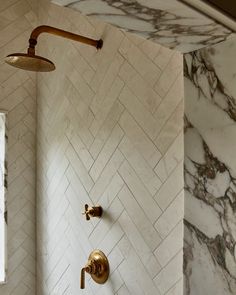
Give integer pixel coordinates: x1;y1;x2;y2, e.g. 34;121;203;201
183;36;236;295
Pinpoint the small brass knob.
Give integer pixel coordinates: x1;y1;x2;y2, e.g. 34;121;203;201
80;250;109;289
82;204;103;220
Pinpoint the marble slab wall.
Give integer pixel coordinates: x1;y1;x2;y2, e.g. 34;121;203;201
51;0;233;52
184;37;236;294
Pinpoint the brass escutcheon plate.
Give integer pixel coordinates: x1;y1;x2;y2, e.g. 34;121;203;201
89;250;109;284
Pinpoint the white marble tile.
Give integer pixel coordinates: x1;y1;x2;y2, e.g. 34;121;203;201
154;51;182;98
89;124;124;182
108;245;124;274
90;53;124;116
118;185;162;251
119;211;161;278
155;190;184;239
65;143;93;193
155;161;183;211
119;136;161;196
154;221;183;267
89;101;124;159
89;77;124;137
118;86;159;140
89;149;124;203
119;37;161;86
119;111;161;168
154;45;175;70
98;221;124;255
154;250;183;294
155;100;184;154
118;161;162;224
118;61;162;114
117;284;131;295
166;279;183;295
118;236;160;295
154;131;183;183
89;197;124;248
154;73;183;124
97;173;124;209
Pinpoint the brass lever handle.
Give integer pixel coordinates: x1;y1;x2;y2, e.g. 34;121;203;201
80;250;109;289
82;204;103;220
80;268;86;289
80;262;97;289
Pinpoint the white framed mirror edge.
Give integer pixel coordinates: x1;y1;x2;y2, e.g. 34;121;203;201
0;110;8;285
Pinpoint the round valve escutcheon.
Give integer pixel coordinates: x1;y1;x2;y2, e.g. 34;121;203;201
80;250;109;289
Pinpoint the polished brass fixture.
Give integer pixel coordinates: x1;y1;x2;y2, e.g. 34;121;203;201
81;250;109;289
5;25;103;72
82;204;103;220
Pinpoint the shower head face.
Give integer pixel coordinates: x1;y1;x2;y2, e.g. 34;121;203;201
5;53;55;72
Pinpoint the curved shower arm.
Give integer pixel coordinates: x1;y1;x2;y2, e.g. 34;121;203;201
28;25;103;55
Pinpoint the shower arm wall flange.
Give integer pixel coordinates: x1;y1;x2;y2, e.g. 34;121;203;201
27;25;103;55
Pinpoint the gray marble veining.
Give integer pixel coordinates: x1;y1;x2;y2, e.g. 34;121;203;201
184;38;236;294
51;0;233;52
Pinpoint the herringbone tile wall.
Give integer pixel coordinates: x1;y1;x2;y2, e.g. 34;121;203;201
0;0;37;294
37;2;184;294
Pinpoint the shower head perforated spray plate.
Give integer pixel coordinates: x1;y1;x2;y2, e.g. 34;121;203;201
5;53;55;72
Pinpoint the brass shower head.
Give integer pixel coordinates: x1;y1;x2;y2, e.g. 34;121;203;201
5;53;55;72
5;25;103;72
